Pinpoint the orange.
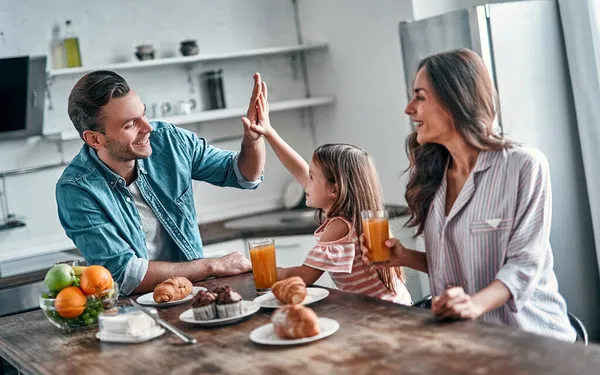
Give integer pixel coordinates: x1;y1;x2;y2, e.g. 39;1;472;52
80;265;113;295
55;286;87;318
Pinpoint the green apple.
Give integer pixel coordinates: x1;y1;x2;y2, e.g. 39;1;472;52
44;264;75;292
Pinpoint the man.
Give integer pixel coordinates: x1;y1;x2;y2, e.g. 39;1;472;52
56;70;267;295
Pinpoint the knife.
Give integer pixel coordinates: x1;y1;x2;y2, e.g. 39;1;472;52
129;298;197;344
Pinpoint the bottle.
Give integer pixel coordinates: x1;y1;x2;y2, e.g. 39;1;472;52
201;69;226;110
50;24;66;69
63;20;82;68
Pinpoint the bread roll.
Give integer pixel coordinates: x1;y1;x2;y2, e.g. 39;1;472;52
272;304;320;339
153;277;193;303
272;276;307;305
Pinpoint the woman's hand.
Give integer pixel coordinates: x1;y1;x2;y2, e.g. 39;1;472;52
432;287;484;320
359;235;409;268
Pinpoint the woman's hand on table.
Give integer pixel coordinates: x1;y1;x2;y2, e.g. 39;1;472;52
432;287;484;320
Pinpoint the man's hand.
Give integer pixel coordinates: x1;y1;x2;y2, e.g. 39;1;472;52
248;82;273;137
246;72;262;124
242;73;264;141
211;251;252;277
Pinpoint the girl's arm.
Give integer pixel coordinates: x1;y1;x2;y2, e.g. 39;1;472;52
277;266;324;286
277;219;350;286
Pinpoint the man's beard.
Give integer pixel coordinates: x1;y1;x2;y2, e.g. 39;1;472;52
104;135;151;162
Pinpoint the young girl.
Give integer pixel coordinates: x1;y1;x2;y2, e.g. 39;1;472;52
241;81;412;305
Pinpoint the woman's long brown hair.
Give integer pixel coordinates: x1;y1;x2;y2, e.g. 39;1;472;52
405;49;512;235
313;144;405;294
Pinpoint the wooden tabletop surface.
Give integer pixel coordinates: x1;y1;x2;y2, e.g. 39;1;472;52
1;272;599;375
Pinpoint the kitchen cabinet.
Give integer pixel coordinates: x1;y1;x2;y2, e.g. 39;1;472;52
390;217;430;302
202;239;246;259
202;217;426;295
202;235;335;289
247;234;336;289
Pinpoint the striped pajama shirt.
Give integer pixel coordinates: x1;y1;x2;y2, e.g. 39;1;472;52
424;147;576;342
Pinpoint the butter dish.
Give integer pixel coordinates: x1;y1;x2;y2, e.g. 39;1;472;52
97;306;164;343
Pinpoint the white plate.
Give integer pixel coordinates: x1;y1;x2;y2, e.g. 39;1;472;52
250;317;339;345
96;326;165;344
252;287;329;308
135;286;207;306
179;300;260;326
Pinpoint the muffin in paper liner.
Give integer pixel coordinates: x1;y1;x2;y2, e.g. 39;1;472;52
215;289;243;318
193;303;217;321
216;300;243;318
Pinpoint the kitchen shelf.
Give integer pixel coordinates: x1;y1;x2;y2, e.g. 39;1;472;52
48;43;328;77
53;96;335;141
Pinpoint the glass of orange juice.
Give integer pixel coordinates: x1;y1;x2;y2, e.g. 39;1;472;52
248;239;278;294
361;210;391;263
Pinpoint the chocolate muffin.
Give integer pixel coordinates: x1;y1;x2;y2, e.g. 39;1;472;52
212;286;232;294
216;289;243;318
191;291;218;320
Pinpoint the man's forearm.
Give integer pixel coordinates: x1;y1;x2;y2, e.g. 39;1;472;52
238;137;266;181
132;258;217;294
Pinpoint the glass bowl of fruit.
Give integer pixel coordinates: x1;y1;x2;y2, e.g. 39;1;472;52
39;264;119;332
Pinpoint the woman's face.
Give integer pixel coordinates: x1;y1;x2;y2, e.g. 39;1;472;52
404;67;455;145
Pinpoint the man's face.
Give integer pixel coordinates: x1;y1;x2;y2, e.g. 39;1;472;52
96;91;153;162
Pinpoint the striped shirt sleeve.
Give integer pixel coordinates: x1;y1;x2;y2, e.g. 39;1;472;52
495;151;551;312
303;243;354;273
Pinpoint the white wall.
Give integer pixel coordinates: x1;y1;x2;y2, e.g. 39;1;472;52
298;0;415;206
296;0;431;299
0;0;318;259
412;0;528;19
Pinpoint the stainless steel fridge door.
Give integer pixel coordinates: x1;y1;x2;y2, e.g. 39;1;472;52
486;1;598;328
486;1;570;144
399;7;492;90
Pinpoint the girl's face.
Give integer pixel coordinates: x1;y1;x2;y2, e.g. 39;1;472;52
304;158;336;212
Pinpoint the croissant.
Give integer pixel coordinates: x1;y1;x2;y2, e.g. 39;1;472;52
272;276;307;305
272;305;320;339
153;277;193;303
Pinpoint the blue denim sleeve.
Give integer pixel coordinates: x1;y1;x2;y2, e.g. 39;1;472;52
56;182;144;295
175;126;262;189
122;257;149;295
232;153;262;189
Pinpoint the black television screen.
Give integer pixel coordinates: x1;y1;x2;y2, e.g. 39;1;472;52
0;55;45;140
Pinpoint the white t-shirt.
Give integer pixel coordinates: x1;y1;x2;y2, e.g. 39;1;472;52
126;181;174;261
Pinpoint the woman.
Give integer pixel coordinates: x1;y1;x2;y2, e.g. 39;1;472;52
361;48;576;342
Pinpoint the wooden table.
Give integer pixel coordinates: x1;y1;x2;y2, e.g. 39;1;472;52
1;273;599;375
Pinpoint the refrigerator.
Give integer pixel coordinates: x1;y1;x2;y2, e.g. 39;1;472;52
399;0;600;337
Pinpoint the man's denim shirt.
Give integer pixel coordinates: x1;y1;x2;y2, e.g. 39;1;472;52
56;122;262;295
